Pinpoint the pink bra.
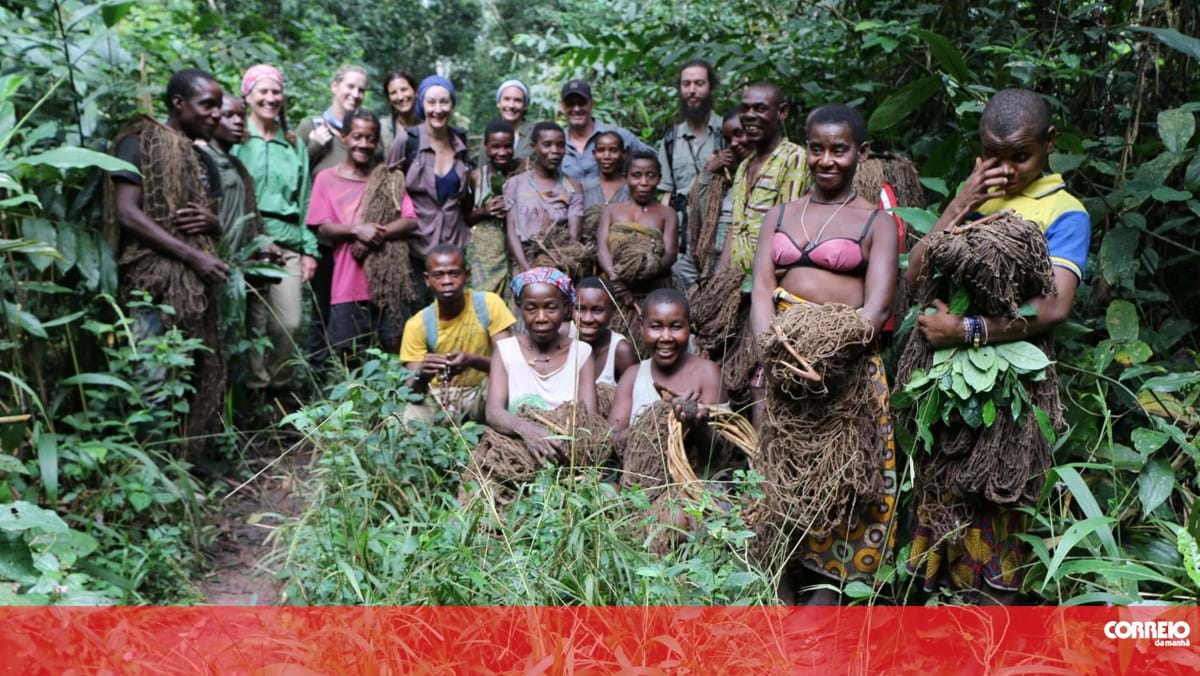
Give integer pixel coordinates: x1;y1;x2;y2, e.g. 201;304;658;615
771;204;880;276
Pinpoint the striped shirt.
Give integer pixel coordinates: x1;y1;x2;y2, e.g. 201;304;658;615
728;140;808;272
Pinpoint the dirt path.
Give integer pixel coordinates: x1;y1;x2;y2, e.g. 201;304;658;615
199;430;312;606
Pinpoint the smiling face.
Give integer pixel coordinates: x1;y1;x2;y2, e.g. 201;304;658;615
386;76;415;117
574;287;613;344
173;77;223;140
497;85;527;124
484;131;515;171
214;94;246;146
642;301;689;368
739;85;786;146
560;94;594;131
424;251;468;304
533;129;566;172
626;158;660;204
342;117;379;169
722;116;751;162
519;283;569;345
331;71;367;116
246;77;282;127
806;122;866;196
980;125;1054;197
593;134;625;177
422;85;454;131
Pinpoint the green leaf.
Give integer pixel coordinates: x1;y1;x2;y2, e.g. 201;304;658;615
722;571;759;589
1053;467;1119;559
1131;427;1170;454
1151;186;1192;202
919;177;948;197
912;29;971;82
948;288;970;315
1157;107;1196;153
868;76;941;132
75;233;99;290
967;345;996;371
0;501;67;534
1141;372;1200;393
1185;154;1200;190
1032;405;1055;443
1100;227;1140;288
1049;153;1085;175
981;399;996;427
19;219;56;273
35;427;57;504
994;341;1051;372
1138;458;1174;517
842;580;873;599
961;357;996;392
4;302;48;339
1040;516;1118;591
15;147;138;175
1131;27;1200;62
1104;300;1139;341
1114;340;1152;366
950;371;971;399
101;0;136;27
60;373;133;392
0;455;27;475
887;207;938;234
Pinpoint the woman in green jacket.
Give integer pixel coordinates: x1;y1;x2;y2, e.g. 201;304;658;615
233;64;315;390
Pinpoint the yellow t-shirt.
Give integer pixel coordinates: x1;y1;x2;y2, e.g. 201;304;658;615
399;290;516;387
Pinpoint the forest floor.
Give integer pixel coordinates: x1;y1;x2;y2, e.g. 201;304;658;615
197;422;312;606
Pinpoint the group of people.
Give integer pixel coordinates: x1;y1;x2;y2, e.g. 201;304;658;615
107;57;1090;604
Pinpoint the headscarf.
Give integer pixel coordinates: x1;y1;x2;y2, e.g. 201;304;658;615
511;267;575;304
415;75;456;122
241;64;283;97
496;79;529;105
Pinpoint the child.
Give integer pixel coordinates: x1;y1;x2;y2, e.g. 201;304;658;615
597;150;679;295
307;108;416;358
574;276;637;388
467;120;518;296
904;88;1091;601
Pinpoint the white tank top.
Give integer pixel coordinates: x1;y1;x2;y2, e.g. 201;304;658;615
497;336;592;412
629;359;661;424
595;332;627;386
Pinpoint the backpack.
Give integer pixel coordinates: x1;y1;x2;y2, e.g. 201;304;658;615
423;291;491;353
401;125;473;174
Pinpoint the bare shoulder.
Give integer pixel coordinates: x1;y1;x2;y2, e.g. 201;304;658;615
567;177;584;194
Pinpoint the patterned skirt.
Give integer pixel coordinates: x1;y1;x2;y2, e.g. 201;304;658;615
467;220;510;298
906;506;1028;593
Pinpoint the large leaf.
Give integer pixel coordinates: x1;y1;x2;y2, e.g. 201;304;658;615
1157;107;1196;153
1099;227;1140;288
994;341;1051;372
887;207;938;234
0;502;67;534
3;301;48;339
1131;27;1200;62
1040;516;1119;591
868;76;941;132
19;219;56;273
1104;300;1139;341
912;29;971;82
61;373;133;392
35;427;57;504
101;0;137;27
1137;457;1174;517
15;147;138;175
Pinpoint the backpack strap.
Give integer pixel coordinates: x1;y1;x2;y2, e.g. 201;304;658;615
663;125;678;191
422;304;438;353
402;127;421;174
472;291;491;335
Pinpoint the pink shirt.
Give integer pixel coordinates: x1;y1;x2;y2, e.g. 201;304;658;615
307;167;415;305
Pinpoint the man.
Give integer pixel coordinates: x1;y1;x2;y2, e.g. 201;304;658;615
716;82;808;276
558;79;652;182
687;109;752;274
399;245;516;423
656;59;724;288
110;68;228;455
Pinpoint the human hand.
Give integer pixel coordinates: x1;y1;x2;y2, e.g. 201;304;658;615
484;196;507;219
671;390;707;426
188;249;230;284
705;148;736;174
353;222;386;246
520;423;562;465
300;254;318;281
419;353;450;378
952;157;1011;214
443;351;472;375
175;203;220;235
310;122;334;147
350;242;371;261
916;299;965;348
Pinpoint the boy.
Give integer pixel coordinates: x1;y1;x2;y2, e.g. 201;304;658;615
597;149;679;294
574;277;638;389
400;245;516;422
905;88;1091;600
467;120;518;296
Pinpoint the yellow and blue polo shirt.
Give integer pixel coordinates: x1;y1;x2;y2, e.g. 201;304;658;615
972;173;1091;280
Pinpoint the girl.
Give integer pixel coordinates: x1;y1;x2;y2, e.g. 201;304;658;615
748;104;899;605
581;131;630;210
307;109;416;357
467;120;518;296
504;121;584;272
575;276;637;388
233;64;314;390
380;70;418;151
385;76;473;305
486;268;597;461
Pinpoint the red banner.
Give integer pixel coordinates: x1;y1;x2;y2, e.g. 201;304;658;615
1;606;1198;674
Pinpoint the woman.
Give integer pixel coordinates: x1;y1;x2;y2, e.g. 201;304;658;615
581;131;630;210
574;276;637;388
297;64;368;363
504;121;584;273
486;268;596;459
233;64;315;390
495;79;534;160
380;70;418;152
385;75;473;306
748;104;899;604
467;120;518;296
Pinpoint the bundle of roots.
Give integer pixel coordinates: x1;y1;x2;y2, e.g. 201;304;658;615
529;226;594;281
718;307;758;396
581;204;605;247
362;165;419;314
687;268;745;356
757;302;876;399
468;403;611;501
686;169;731;273
853;153;925;208
610;222;665;284
619;400;679;497
595;382;617;420
755;306;886;535
896;209;1063;542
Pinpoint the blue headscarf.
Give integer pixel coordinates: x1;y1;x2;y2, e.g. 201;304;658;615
415;75;456;122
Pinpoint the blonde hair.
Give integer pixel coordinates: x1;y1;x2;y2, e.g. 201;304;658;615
332;64;368;84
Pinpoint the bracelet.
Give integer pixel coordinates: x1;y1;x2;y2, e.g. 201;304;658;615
961;317;972;346
980;316;989;346
972;316;982;349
